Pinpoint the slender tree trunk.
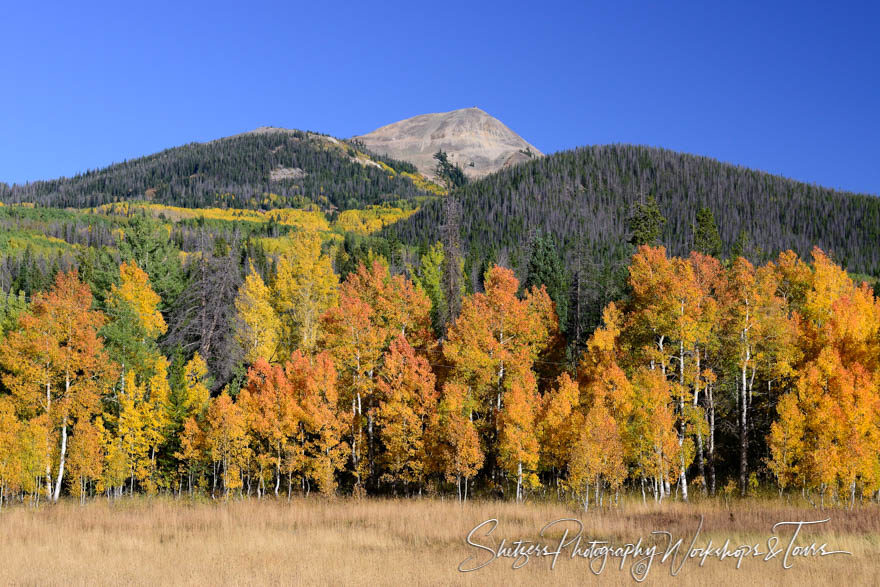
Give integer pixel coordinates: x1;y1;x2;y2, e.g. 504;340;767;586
694;350;705;492
53;413;69;502
678;338;688;502
275;449;281;497
706;385;715;496
44;380;53;501
516;461;523;503
740;357;749;496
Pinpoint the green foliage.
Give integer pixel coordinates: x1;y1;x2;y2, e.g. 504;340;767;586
411;242;446;334
117;216;184;311
730;229;762;261
627;196;666;247
0;289;27;335
433;150;468;190
4;131;433;212
692;206;722;257
389;144;880;284
524;233;570;330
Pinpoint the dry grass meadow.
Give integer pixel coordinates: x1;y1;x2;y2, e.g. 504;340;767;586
0;496;878;585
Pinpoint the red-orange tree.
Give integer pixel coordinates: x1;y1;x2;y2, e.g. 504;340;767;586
0;271;117;502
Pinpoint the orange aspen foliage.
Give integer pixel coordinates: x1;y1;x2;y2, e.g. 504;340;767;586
285;351;347;495
426;382;483;501
321;261;434;489
239;358;301;496
444;265;557;424
0;270;117;502
0;397;23;505
375;335;438;490
497;368;541;502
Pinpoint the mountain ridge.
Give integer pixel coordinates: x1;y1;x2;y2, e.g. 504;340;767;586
353;107;542;179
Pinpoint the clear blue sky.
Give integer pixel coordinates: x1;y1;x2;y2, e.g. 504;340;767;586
2;1;878;195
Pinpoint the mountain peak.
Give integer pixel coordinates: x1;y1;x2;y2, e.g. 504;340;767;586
353;107;542;179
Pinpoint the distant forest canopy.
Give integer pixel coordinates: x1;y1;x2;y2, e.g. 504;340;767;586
388;143;880;280
0;131;432;211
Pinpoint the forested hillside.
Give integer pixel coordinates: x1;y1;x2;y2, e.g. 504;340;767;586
389;144;880;278
0;130;433;211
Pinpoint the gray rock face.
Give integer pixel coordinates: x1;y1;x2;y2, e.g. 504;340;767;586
353;107;542;179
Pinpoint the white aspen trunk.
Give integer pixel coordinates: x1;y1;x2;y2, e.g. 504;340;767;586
275;448;281;497
678;338;688;502
707;383;716;495
53;420;68;502
516;461;523;503
53;400;70;503
45;380;53;501
740;344;749;496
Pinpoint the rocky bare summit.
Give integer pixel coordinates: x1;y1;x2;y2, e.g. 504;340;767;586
353;107;542;180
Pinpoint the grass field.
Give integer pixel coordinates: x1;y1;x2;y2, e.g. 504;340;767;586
0;497;877;585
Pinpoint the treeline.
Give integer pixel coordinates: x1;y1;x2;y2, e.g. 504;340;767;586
388;143;880;288
0;225;878;509
0;131;430;211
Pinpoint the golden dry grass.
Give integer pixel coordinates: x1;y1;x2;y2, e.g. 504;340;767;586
0;496;878;585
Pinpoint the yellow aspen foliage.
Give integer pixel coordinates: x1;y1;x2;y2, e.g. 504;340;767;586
66;419;105;501
234;266;281;363
108;261;167;338
767;391;805;491
176;416;207;494
116;356;171;493
206;391;250;497
99;429;129;497
537;373;580;473
17;416;50;498
628;367;680;499
182;353;211;419
273;231;338;355
568;399;626;510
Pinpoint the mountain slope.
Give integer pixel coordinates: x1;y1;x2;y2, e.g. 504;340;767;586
387;144;880;276
0;130;430;211
353;107;542;179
